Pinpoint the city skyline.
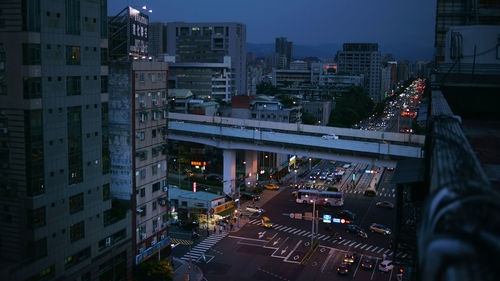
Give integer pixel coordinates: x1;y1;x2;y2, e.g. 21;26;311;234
109;0;436;60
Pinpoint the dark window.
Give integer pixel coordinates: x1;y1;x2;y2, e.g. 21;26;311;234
22;43;41;65
25;110;44;197
65;0;80;35
152;201;157;211
152;129;156;138
69;193;84;214
70;221;85;242
28;206;46;228
102;103;110;174
140;188;145;197
66;76;81;95
22;0;41;32
100;48;108;65
98;229;126;250
214;26;224;35
23;77;42;99
152;182;160;192
64;247;90;268
103;183;110;201
68;106;83;184
101;76;108;93
30;237;47;260
66;46;81;65
100;0;107;38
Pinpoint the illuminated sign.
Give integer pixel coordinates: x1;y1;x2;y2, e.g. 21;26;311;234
214;201;234;214
193;182;197;193
191;161;207;166
289;155;296;167
323;214;332;223
128;7;148;56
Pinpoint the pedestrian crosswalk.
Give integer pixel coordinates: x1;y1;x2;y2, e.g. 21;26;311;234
171;238;193;245
247;219;398;257
180;232;228;262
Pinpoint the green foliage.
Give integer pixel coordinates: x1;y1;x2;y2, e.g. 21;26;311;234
256;82;279;95
364;190;376;197
302;112;317;125
133;260;173;281
277;95;295;108
327;187;338;192
328;86;374;128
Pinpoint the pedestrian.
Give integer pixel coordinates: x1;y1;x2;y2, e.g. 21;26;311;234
230;224;233;231
213;225;216;234
383;253;387;261
206;228;210;237
219;225;223;233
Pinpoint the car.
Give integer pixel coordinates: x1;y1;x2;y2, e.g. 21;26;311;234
370;223;392;235
386;167;395;171
261;216;272;228
246;206;264;214
336;210;357;220
378;260;394;272
337;262;350;275
345;225;368;238
319;172;328;180
241;192;260;201
322;133;339;140
343;252;356;265
376;201;394;209
331;232;343;241
361;257;375;270
264;184;279;190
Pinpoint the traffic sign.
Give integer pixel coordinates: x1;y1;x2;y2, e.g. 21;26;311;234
323;214;332;223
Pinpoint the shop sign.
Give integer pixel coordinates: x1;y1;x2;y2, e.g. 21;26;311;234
214;201;234;214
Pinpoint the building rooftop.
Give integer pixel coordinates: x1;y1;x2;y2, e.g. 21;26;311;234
169;186;225;202
170;89;193;99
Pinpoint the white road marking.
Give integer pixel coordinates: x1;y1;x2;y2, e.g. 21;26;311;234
383;249;391;254
353;243;362;248
377;248;385;253
371;247;379;252
359;244;368;250
365;246;373;251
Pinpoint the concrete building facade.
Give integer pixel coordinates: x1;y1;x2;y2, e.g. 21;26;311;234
0;1;134;280
336;43;382;102
166;22;247;95
108;60;170;265
275;37;293;69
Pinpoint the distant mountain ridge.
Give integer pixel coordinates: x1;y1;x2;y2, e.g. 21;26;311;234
246;43;433;62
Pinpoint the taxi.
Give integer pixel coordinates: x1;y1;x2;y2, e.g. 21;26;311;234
261;216;273;228
264;184;279;190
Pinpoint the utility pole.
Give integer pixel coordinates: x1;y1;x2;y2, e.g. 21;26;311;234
311;198;315;249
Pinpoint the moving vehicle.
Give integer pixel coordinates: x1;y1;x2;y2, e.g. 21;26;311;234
345;225;368;238
264;184;279;190
295;189;344;206
343;252;356;265
378;260;394;272
337;263;350;275
322;133;339;140
369;223;391;235
241;192;260;201
261;216;272;228
376;201;394;209
309;169;321;179
246;206;264;214
361;258;375;270
336;210;357;220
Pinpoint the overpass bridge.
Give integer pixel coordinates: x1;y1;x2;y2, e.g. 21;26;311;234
167;113;425;194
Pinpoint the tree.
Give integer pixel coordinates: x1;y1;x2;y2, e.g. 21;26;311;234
133;260;174;281
256;82;279;95
327;86;374;127
301;112;317;125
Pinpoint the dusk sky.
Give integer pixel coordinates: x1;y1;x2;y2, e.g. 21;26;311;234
110;0;437;60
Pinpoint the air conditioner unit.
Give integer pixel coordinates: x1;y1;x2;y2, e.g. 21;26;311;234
141;233;147;240
137;208;144;214
160;233;166;240
139;247;144;253
139;101;146;108
152;99;158;106
159;198;167;206
162;186;168;192
105;237;111;247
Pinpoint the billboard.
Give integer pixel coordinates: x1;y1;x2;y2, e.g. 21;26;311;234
128;7;149;57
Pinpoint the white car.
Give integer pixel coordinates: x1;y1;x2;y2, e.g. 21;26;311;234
378;260;394;272
322;133;339;140
246;206;264;214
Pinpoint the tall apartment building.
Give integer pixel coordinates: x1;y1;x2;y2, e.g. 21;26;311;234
275;37;293;69
166;22;247;95
336;43;382;103
397;60;411;82
0;1;133;280
108;7;171;265
149;22;167;58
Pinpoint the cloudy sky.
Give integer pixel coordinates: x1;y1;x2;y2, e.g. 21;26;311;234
109;0;436;60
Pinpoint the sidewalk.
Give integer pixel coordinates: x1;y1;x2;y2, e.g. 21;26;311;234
173;257;203;281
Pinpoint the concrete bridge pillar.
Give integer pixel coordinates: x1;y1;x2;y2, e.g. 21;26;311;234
245;150;258;187
223;149;236;196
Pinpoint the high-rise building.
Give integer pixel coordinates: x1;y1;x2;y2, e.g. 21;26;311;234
434;0;500;61
108;7;171;265
336;43;382;102
0;1;133;280
397;60;411;82
275;37;293;69
149;22;168;58
166;22;247;95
